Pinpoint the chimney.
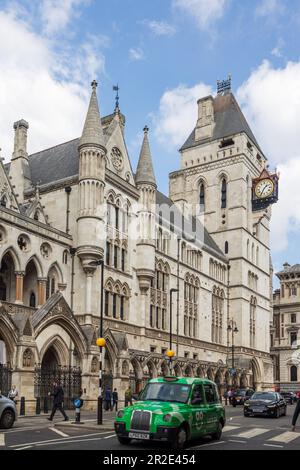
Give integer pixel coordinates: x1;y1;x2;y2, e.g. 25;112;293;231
12;119;29;161
195;96;215;142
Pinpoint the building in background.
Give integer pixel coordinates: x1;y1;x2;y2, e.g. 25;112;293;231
271;263;300;392
0;79;278;411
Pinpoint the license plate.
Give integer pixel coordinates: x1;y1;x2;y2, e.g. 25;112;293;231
129;432;150;440
252;408;263;413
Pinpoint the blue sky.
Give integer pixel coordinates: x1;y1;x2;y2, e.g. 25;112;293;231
0;0;300;283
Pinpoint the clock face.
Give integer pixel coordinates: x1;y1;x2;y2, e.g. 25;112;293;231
255;178;275;199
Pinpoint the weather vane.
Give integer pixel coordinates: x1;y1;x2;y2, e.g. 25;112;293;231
217;75;232;95
113;84;120;110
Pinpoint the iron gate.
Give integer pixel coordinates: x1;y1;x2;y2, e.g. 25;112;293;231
34;365;82;410
0;363;12;397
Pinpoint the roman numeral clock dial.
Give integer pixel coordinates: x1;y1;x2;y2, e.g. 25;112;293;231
255;178;274;199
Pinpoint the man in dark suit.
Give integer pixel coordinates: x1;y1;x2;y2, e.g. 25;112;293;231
47;381;69;421
292;392;300;432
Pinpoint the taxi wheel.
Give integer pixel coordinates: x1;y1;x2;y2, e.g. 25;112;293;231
0;410;15;429
117;436;132;445
171;426;188;450
211;422;223;441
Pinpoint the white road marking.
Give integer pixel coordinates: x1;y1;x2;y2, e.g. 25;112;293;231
268;431;300;444
234;428;270;439
228;439;247;444
263;444;284;449
49;428;69;438
10;431;113;448
223;426;240;433
0;434;5;446
104;434;115;439
15;446;33;451
191;441;225;449
26;436;112;449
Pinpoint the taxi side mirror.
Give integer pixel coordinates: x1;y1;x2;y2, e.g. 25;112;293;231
192;398;203;405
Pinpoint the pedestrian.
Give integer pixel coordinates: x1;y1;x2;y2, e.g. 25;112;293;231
292;394;300;432
124;386;133;407
112;388;118;411
47;381;69;422
8;385;18;403
227;389;232;405
105;387;112;411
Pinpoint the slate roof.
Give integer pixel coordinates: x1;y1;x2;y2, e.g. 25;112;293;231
180;93;263;153
31;292;62;329
156;190;226;259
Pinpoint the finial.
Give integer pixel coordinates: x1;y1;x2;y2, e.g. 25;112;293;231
35;180;41;199
143;125;149;134
113;84;120;112
217;74;232;95
91;80;98;91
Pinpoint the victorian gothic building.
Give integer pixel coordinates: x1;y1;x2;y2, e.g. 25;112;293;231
0;80;274;410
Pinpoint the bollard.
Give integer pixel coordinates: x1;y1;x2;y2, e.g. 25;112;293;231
36;397;41;415
20;397;25;416
43;396;48;414
75;407;81;423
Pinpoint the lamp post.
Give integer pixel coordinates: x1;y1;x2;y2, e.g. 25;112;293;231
88;259;105;425
168;288;179;375
227;319;239;376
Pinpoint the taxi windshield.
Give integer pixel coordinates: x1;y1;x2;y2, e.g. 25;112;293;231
140;382;191;404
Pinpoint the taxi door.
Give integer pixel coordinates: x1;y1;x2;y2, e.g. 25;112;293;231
190;384;208;439
203;383;220;433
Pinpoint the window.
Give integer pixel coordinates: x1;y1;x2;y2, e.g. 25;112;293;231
184;275;199;338
150;346;156;353
291;314;297;324
121;249;126;271
115;207;119;230
113;294;117;318
150;261;169;330
199;183;205;211
184;352;189;359
114;245;118;269
162;348;167;355
34;211;39;221
120;296;124;320
106;242;111;265
221;178;227;209
191;385;203;404
211;287;224;344
204;384;218;404
193;354;198;360
0;196;7;208
291;332;298;347
225;241;229;254
291;366;298;382
105;291;109;316
250;296;257;349
30;292;36;308
62;250;68;264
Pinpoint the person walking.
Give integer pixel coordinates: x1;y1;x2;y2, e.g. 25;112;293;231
124;386;133;407
291;393;300;431
47;381;69;422
8;385;18;403
105;387;112;411
112;388;118;412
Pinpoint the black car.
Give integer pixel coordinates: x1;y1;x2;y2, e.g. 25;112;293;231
244;392;287;418
280;392;297;404
232;389;255;407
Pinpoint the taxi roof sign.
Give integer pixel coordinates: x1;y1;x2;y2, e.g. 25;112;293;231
163;376;179;382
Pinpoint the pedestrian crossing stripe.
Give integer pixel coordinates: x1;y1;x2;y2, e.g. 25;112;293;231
268;431;300;444
233;428;270;439
223;426;240;433
0;434;5;447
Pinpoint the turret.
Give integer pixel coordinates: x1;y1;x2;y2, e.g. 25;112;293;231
135;126;157;292
77;81;107;319
9;119;31;203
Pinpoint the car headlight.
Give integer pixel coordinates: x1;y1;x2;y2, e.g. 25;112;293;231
117;410;125;418
267;404;276;408
163;414;172;422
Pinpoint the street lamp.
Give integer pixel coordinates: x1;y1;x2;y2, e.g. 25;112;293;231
88;259;105;425
227;320;239;375
168;288;179;375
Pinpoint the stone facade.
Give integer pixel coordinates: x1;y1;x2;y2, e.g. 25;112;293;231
0;83;274;412
271;263;300;392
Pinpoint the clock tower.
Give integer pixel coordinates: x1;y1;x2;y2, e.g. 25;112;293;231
169;80;278;388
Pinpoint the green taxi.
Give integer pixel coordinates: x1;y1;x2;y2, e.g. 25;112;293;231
114;377;226;449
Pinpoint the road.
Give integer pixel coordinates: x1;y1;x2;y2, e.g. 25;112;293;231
1;405;299;451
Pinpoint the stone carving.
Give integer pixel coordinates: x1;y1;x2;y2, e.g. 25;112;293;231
111;147;124;172
23;348;33;367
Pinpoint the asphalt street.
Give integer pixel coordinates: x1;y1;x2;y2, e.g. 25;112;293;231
1;405;300;451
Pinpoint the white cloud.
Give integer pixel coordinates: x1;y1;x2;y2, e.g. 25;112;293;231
0;8;105;161
41;0;90;35
255;0;285;17
144;20;176;36
154;82;212;148
237;60;300;253
173;0;228;30
271;38;285;58
129;47;144;61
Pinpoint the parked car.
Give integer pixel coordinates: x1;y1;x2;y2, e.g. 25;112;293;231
232;389;255;407
115;376;226;449
0;394;17;429
280;392;297;405
244;391;287;418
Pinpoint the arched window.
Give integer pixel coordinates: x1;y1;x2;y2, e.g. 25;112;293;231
225;241;229;254
62;250;68;264
199;183;205;211
34;211;39;221
150;261;169;330
30;292;36;308
0;195;7;208
0;277;7;301
291;366;298;382
221;178;227;209
184;275;199;338
212;287;224;344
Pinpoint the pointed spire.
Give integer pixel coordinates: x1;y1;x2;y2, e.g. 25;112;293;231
79;80;105;149
135;126;156;187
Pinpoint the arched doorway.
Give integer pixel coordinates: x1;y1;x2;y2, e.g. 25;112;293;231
24;260;38;307
35;344;82;410
0;337;12;396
